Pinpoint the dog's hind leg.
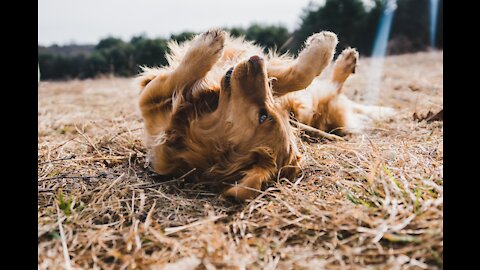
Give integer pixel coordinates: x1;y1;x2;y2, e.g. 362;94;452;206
331;48;359;93
303;48;360;136
311;47;359;105
331;48;396;120
268;31;338;96
351;102;396;120
313;48;394;134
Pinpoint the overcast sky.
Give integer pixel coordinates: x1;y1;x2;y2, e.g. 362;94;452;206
38;0;324;46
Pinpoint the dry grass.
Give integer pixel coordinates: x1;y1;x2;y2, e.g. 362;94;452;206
38;51;443;269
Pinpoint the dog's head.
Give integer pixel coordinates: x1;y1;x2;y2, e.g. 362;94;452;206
214;56;300;182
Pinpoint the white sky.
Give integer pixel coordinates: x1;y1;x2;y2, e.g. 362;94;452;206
38;0;323;46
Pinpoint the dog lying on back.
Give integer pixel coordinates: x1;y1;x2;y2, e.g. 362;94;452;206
137;29;393;201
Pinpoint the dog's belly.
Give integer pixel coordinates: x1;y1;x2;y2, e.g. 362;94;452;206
281;89;315;125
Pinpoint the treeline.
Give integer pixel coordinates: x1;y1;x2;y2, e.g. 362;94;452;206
38;25;289;80
39;0;442;80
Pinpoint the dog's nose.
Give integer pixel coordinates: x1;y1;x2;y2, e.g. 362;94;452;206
248;55;262;63
247;55;264;74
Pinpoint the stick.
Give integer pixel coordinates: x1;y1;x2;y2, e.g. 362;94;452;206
56;204;73;270
38;173;109;182
135;168;197;189
164;214;226;235
289;120;345;141
38;155;76;165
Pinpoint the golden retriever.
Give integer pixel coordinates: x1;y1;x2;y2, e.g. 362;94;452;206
136;29;393;201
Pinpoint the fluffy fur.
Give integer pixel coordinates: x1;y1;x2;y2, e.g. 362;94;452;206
136;29;393;201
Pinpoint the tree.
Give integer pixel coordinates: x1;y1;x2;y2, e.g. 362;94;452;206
95;37;124;50
84;52;108;78
388;0;430;54
245;24;290;52
170;31;196;43
292;0;377;56
131;36;169;70
225;27;246;38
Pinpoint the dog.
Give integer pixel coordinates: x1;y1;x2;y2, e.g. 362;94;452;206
136;29;393;201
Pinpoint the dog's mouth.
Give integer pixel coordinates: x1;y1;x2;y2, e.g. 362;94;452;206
224;66;234;88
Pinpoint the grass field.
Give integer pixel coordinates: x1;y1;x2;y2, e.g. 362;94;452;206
38;51;443;269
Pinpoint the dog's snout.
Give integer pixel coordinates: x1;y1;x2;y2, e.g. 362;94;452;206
248;55;262;63
230;55;266;80
247;55;264;74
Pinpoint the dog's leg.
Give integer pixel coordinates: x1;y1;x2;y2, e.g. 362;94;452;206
139;29;225;111
268;31;338;96
138;29;225;136
295;48;359;137
331;47;359;92
169;29;226;88
331;48;396;121
311;47;359;104
221;167;272;202
351;102;397;120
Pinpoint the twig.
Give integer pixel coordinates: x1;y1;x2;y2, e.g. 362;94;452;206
49;137;79;152
426;109;443;122
164;214;226;236
143;200;156;231
134;168;197;189
70;156;136;162
56;204;73;270
38;173;108;182
289;120;345;141
38;155;76;165
75;125;104;157
39;155;140;168
39;188;72;193
106;127;143;144
95;173;125;203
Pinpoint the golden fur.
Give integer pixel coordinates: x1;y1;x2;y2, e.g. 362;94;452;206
136;29;394;201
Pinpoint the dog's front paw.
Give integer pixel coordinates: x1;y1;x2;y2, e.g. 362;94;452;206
182;29;226;74
195;28;226;57
305;31;338;56
298;31;338;76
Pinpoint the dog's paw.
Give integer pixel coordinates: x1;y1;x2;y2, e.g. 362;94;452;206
195;28;226;56
305;31;338;55
335;47;359;74
221;186;256;203
299;31;338;74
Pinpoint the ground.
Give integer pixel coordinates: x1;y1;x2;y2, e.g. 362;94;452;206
38;51;443;269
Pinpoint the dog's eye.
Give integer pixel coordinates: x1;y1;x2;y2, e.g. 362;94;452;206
259;108;268;124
